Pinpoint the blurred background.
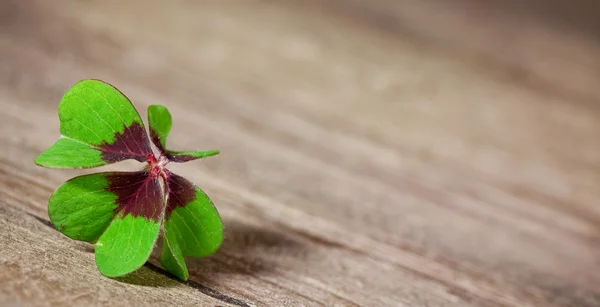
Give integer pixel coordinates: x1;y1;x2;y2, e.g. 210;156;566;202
1;1;600;306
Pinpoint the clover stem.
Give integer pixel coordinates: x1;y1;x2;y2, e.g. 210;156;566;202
146;154;171;181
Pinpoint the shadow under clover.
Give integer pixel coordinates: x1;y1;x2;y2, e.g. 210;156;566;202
32;211;306;287
114;265;180;288
184;219;306;277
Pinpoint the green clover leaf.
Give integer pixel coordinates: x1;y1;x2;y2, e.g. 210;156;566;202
36;79;223;280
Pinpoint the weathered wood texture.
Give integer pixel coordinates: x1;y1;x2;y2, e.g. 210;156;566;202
1;1;600;306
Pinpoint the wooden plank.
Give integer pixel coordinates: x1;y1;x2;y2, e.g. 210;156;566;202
1;0;600;306
0;203;246;307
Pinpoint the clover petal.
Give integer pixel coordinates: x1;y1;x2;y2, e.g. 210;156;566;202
35;79;153;169
48;172;120;242
49;171;164;277
166;150;220;163
161;173;223;280
147;104;172;153
147;104;219;162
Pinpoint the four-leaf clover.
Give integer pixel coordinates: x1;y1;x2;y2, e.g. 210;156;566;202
35;79;223;281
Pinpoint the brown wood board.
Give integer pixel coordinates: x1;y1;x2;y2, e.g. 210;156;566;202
1;1;600;306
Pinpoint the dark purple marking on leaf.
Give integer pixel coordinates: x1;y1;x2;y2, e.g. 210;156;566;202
105;171;164;221
165;173;197;219
166;153;199;163
100;122;153;163
149;127;166;154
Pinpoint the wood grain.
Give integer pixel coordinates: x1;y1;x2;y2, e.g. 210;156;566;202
1;0;600;306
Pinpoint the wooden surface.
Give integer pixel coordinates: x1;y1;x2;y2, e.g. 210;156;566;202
1;1;600;306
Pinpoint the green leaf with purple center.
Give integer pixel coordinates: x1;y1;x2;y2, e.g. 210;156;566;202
36;79;223;280
148;104;220;162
